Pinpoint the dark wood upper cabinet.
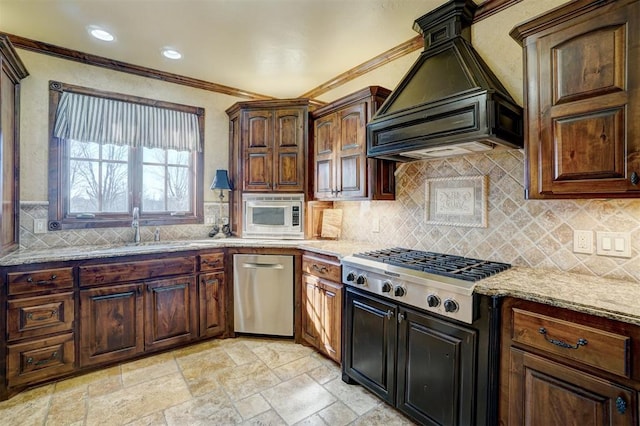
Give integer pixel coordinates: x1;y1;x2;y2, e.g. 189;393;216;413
0;36;29;253
310;86;395;201
228;99;309;193
511;0;640;199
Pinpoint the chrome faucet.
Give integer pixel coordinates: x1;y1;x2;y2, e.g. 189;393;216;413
132;207;140;243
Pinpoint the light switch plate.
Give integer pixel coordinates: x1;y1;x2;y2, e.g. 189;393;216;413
596;231;631;258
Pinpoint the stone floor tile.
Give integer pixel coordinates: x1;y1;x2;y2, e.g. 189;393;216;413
0;384;53;426
322;377;380;416
272;355;322;381
239;409;286;426
121;352;178;387
234;393;271;420
163;388;242;425
45;387;87;425
85;373;191;425
353;404;417;425
317;401;358;426
124;411;168;426
261;374;336;425
252;342;314;369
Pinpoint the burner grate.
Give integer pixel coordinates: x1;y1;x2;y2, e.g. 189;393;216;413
353;248;510;282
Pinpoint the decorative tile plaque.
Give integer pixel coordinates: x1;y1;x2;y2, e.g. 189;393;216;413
425;175;488;227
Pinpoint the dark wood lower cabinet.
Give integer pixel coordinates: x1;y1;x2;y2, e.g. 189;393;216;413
343;287;397;404
343;287;496;425
509;348;635;426
144;277;196;351
198;272;226;338
79;283;144;367
500;298;640;426
397;309;477;426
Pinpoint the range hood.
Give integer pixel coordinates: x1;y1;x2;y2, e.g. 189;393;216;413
367;0;523;162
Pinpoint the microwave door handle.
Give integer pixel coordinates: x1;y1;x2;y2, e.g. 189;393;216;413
242;262;285;270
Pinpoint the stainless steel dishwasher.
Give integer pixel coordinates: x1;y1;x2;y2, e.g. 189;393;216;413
233;254;294;336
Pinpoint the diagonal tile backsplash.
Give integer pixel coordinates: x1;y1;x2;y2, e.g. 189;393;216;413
336;149;640;282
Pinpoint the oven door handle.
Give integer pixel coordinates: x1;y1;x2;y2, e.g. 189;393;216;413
385;310;394;320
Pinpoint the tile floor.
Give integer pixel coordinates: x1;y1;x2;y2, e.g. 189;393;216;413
0;337;417;425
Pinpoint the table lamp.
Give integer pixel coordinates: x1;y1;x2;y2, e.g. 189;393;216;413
210;169;232;239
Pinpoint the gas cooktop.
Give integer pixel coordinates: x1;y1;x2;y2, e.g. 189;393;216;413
352;247;511;282
342;248;511;323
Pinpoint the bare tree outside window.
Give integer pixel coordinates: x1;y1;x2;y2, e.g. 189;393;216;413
69;141;128;213
142;147;191;213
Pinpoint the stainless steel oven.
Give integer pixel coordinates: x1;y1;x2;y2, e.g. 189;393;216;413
242;193;304;239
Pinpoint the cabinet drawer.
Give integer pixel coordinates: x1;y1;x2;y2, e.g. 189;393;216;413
7;267;74;296
302;254;341;283
512;308;630;377
199;252;224;272
7;292;74;341
79;256;195;287
7;333;75;387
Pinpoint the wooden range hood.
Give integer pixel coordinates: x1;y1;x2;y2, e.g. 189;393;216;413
367;0;524;162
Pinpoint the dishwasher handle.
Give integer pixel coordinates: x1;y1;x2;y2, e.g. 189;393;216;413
242;262;285;270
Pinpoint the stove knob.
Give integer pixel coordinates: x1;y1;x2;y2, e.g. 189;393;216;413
394;286;406;297
381;281;392;293
426;294;441;308
443;299;459;313
356;274;367;286
346;272;356;282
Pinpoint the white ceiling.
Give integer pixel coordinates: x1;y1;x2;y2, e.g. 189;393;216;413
0;0;461;99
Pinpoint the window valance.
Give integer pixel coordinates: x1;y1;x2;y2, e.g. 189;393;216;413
53;91;202;152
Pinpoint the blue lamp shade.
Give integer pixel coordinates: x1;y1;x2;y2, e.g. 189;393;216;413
210;169;232;191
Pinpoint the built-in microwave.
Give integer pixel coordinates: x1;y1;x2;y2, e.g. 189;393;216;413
242;193;305;239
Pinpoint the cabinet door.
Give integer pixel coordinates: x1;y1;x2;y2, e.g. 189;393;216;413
529;1;640;198
242;109;273;191
273;108;305;192
337;102;367;199
343;287;397;404
509;348;636;426
396;308;477;426
301;274;322;348
313;113;337;200
145;276;196;351
198;272;226;338
79;283;144;367
320;280;342;363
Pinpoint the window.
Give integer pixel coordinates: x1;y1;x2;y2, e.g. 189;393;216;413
48;81;204;230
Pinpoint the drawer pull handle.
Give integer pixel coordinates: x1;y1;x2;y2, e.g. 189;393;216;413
311;264;328;274
26;275;57;285
203;259;220;265
27;310;58;321
538;327;587;349
616;396;627;414
26;351;58;367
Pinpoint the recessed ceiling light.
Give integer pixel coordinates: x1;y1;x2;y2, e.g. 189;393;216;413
87;26;115;42
162;48;182;60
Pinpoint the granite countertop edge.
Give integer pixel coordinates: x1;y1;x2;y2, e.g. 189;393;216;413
3;239;639;326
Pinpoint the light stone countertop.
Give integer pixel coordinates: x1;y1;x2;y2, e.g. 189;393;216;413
2;238;639;326
475;267;640;326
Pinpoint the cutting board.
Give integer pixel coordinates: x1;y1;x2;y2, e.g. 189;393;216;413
321;209;343;239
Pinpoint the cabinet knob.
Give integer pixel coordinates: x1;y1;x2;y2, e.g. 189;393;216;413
631;171;639;186
616;396;627;414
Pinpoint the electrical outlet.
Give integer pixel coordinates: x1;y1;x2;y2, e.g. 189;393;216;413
573;230;593;254
33;219;47;234
596;231;631;258
205;216;215;225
